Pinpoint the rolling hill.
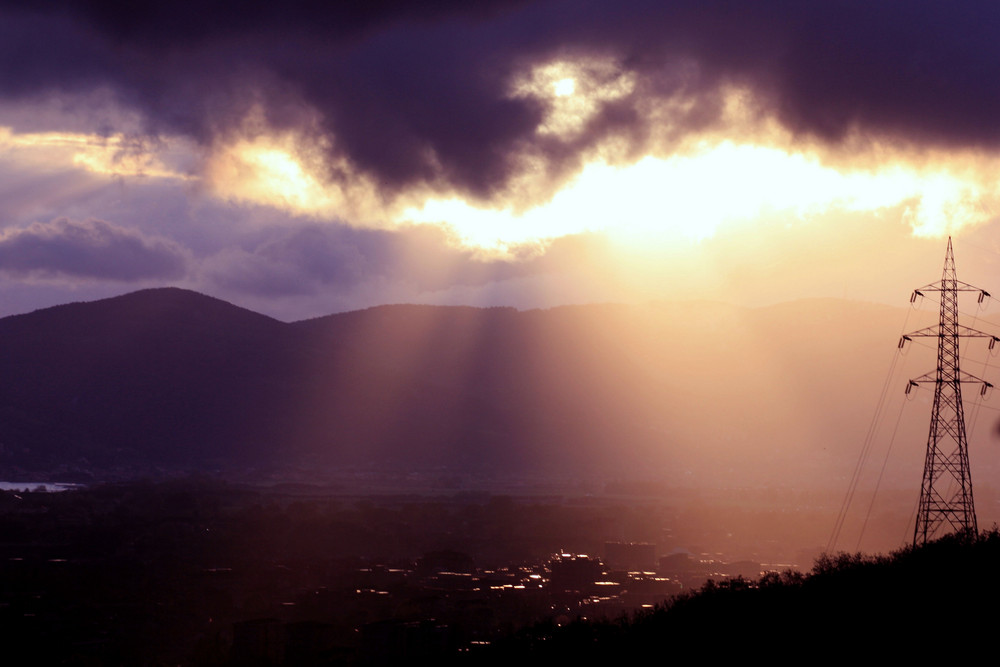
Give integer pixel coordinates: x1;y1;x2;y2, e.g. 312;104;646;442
0;288;991;497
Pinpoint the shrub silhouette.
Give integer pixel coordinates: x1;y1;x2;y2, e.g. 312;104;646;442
475;528;1000;664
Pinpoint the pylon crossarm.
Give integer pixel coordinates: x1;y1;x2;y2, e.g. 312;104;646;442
902;324;1000;340
912;279;988;294
908;369;991;385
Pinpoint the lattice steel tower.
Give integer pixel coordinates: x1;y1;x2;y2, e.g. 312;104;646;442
903;237;996;545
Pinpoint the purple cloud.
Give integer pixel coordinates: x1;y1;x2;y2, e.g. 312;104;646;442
206;223;529;298
1;1;998;203
0;217;189;280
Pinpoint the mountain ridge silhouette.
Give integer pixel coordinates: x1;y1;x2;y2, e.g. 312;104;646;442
0;287;981;487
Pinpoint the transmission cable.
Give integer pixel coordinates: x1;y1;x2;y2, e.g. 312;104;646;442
855;393;908;551
827;307;913;552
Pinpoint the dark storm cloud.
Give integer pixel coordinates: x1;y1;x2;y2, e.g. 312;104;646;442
207;223;526;297
0;218;188;280
3;1;1000;199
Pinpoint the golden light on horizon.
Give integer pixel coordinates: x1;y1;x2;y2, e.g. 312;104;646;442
400;142;1000;255
0;126;188;179
6;120;998;260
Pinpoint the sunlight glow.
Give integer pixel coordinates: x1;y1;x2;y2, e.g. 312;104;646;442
204;131;384;223
510;57;636;137
15;107;989;259
553;78;576;97
0;126;188;179
235;145;324;210
400;142;1000;254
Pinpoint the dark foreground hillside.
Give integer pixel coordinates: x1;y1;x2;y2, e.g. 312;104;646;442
475;529;1000;664
3;479;997;665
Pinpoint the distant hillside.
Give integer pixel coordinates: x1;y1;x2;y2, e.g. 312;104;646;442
0;287;994;492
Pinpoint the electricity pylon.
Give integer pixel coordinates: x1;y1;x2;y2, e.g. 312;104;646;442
902;237;997;545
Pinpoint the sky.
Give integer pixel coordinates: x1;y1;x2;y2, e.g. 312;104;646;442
3;1;1000;320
